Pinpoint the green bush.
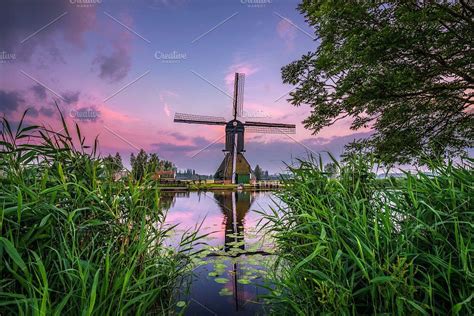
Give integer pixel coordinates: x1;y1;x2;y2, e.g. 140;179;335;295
0;111;195;315
264;155;473;315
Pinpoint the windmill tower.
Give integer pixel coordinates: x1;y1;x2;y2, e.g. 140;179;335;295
174;73;296;184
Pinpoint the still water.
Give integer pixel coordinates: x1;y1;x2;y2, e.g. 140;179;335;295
160;190;280;315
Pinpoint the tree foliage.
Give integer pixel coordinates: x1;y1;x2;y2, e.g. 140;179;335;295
131;149;148;181
104;152;123;174
130;149;174;181
283;1;473;164
254;164;263;181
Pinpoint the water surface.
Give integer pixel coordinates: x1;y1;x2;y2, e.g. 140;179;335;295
162;191;279;315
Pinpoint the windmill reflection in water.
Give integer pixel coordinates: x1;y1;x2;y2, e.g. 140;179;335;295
161;190;271;313
212;190;270;312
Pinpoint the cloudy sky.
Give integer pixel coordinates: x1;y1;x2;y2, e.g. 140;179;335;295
0;0;370;174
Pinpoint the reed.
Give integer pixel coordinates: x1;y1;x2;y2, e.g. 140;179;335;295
264;154;473;315
0;110;196;315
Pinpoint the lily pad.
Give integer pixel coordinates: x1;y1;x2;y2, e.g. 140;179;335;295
214;277;229;284
214;263;226;270
176;301;186;308
218;288;233;296
237;278;251;285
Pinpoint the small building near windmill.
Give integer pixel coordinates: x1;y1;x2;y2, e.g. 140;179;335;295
152;169;176;181
215;153;251;184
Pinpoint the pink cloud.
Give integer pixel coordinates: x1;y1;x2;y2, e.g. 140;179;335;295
160;90;179;118
96;104;138;123
163;104;171;117
225;62;259;86
276;18;296;50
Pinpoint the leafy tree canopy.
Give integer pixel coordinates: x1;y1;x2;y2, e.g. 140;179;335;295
130;150;174;180
104;152;123;174
254;164;263;181
283;1;473;164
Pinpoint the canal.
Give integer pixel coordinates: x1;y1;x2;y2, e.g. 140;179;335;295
161;190;280;315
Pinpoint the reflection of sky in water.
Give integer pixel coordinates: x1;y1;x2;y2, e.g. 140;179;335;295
161;191;281;315
163;191;281;251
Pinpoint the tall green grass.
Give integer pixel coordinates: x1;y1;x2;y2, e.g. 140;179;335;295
264;155;473;315
0;111;196;315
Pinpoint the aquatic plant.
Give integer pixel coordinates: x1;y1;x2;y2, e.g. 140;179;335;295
264;154;473;315
0;110;197;314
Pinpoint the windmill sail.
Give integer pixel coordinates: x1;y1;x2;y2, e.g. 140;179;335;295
244;120;296;134
174;112;226;125
232;73;245;119
236;73;245;118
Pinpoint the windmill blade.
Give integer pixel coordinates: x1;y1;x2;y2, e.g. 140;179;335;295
244;121;296;134
245;125;296;134
174;112;227;125
232;73;245;119
236;73;245;118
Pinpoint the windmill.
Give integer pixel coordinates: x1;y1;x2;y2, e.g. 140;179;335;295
174;73;296;184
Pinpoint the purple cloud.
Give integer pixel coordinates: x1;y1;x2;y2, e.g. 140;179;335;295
94;48;131;82
0;90;24;115
0;0;96;63
63;91;80;105
39;106;55;117
31;84;47;99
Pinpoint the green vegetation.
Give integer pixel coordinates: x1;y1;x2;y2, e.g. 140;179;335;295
0;111;196;314
282;1;473;164
264;156;473;315
131;149;174;181
254;165;264;181
323;162;338;178
103;152;123;174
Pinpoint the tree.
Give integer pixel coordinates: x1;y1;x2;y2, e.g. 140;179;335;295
324;162;338;178
131;149;148;180
114;152;123;171
162;160;173;170
282;1;473;165
104;154;115;173
254;164;263;181
104;152;123;174
130;150;175;180
148;153;159;173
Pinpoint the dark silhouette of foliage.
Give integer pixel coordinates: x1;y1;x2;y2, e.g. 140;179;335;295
104;152;123;174
254;164;263;181
130;150;174;181
282;1;473;164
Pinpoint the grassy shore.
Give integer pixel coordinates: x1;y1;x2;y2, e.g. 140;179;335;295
263;156;473;315
0;112;197;315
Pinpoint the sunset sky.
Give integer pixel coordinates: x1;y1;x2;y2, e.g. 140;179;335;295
1;0;371;174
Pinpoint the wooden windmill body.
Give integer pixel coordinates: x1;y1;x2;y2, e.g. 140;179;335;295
174;73;296;184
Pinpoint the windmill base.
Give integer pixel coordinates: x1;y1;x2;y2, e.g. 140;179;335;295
214;152;251;184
